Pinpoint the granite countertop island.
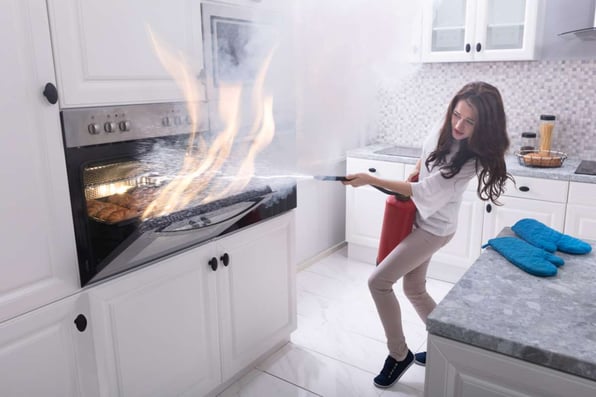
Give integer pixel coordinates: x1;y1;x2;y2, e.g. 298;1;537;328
426;227;596;381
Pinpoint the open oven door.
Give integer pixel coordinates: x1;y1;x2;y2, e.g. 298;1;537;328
88;188;272;285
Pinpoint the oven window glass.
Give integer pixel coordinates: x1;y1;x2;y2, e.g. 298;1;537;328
211;16;276;87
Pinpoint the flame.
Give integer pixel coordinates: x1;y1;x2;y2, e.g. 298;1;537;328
141;27;277;219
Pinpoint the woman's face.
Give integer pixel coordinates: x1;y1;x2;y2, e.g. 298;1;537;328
451;99;477;141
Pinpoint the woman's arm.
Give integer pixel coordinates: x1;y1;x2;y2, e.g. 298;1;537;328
342;173;413;197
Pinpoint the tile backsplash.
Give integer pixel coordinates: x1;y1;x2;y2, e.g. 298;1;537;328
373;60;596;160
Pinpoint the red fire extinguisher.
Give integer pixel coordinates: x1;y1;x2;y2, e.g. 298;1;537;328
374;176;418;265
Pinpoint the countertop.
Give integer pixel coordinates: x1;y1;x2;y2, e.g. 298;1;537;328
346;144;596;184
426;227;596;381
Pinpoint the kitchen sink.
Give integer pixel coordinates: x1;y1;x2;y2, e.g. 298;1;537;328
374;145;421;158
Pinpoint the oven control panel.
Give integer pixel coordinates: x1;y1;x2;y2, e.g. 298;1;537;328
61;102;209;148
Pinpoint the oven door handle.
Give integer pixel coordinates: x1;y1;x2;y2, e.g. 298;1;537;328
152;196;270;236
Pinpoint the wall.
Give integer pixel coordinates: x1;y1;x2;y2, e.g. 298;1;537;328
373;59;596;160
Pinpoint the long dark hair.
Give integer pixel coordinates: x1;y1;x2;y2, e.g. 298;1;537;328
425;81;511;204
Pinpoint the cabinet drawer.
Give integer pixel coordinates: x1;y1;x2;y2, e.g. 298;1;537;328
505;176;568;203
567;182;596;206
346;158;404;180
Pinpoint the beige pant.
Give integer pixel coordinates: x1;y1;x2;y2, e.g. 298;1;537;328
368;227;454;361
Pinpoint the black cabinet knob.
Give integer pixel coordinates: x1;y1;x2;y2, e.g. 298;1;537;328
519;186;530;192
220;253;230;267
43;82;58;104
368;167;376;173
486;203;492;213
208;257;218;271
465;43;471;53
74;314;87;332
476;42;482;52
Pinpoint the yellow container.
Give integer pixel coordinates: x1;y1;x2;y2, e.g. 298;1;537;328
539;114;556;152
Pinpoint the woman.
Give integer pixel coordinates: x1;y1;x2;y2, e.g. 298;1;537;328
343;81;511;388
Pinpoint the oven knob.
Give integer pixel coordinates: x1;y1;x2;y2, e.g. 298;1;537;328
118;120;130;131
162;116;171;127
174;116;182;125
104;122;117;133
185;116;192;125
87;123;101;135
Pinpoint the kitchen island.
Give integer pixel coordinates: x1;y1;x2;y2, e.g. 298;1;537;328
425;228;596;396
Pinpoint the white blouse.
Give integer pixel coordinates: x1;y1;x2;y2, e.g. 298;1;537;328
410;128;477;236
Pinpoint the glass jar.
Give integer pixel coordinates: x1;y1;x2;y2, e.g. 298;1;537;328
538;114;556;152
520;131;537;152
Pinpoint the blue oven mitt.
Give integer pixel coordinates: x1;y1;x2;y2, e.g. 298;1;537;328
483;237;563;277
512;218;592;255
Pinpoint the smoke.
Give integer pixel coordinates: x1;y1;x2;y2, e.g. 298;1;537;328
289;0;424;170
138;1;425;207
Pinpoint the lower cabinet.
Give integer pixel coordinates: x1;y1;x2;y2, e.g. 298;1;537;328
0;294;99;397
425;334;596;397
565;182;596;241
87;212;295;397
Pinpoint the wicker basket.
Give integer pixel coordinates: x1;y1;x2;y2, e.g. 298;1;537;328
515;150;567;168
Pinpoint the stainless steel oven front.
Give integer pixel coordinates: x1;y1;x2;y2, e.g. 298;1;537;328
62;101;296;286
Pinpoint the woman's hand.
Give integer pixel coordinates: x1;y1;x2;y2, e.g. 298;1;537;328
342;173;373;187
406;170;420;182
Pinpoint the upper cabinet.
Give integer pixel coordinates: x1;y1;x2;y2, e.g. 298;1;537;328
47;0;205;107
421;0;540;62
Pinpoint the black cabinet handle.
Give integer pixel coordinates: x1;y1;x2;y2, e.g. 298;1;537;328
74;314;87;332
465;43;471;53
208;257;218;271
486;203;492;213
519;186;530;192
368;167;376;173
43;82;58;104
476;42;482;52
220;253;230;267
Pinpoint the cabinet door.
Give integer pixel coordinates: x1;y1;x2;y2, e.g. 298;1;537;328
0;0;78;323
421;0;539;62
47;0;205;106
431;190;485;283
564;182;596;241
216;212;296;381
0;294;99;397
421;0;477;62
345;158;405;247
87;244;221;397
474;0;539;61
482;196;566;244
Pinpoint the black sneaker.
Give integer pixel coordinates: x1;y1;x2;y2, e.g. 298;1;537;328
373;350;414;388
414;352;426;366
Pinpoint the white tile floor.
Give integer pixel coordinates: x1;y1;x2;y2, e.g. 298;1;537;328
218;246;455;397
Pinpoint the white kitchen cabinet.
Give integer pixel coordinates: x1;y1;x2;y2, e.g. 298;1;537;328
429;188;486;283
0;293;99;397
0;0;79;323
482;175;568;243
421;0;540;62
425;334;596;397
564;182;596;241
345;158;405;262
87;212;295;396
47;0;205;107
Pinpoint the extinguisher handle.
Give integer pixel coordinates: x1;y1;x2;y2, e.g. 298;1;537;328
371;185;411;201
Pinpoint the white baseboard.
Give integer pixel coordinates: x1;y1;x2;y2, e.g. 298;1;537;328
297;241;347;272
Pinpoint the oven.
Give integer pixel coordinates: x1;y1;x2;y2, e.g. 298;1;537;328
62;101;296;287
